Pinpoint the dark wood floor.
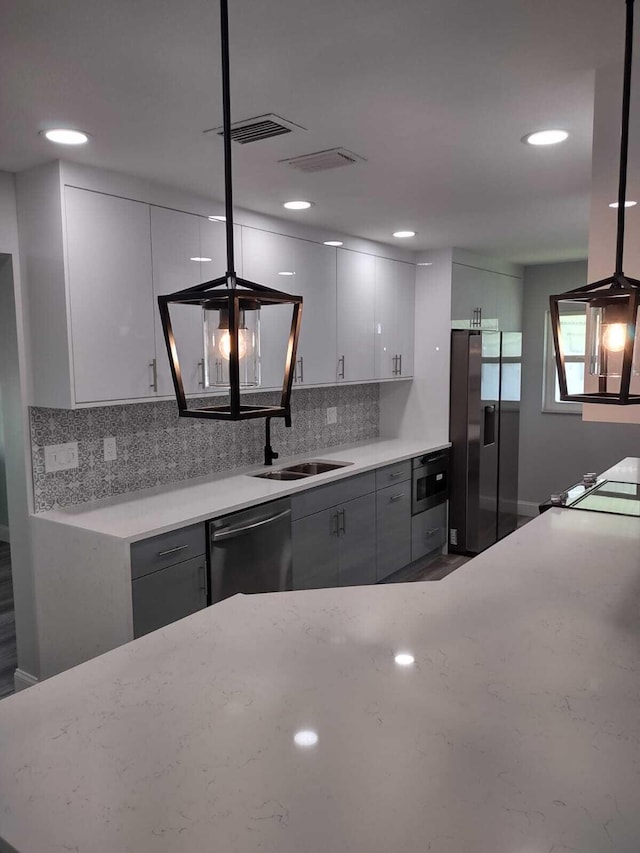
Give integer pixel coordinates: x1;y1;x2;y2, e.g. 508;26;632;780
0;541;17;699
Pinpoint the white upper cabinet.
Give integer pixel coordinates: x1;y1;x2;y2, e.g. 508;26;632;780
291;240;337;386
199;217;242;280
374;257;415;379
150;207;204;397
451;261;523;332
241;228;297;390
337;250;375;382
65;187;156;403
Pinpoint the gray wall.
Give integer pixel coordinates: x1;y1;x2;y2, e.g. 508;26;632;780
0;386;7;532
519;260;640;508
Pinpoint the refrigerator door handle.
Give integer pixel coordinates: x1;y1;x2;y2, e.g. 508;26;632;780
483;404;496;446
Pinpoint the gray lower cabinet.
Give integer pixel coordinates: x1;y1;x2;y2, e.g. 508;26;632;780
411;503;447;562
338;493;376;587
131;555;207;638
292;484;376;591
376;483;412;580
131;522;207;637
292;508;339;590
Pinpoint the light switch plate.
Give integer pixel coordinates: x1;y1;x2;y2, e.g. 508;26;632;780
326;406;337;425
44;442;79;473
103;436;117;462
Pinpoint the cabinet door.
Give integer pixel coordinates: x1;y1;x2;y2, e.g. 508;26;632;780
199;218;242;278
495;274;523;332
292;240;337;385
411;503;447;562
65;187;156;403
338;493;376;586
292;509;338;590
131;555;207;638
374;257;415;379
242;228;297;389
376;483;411;580
150;207;204;396
451;263;498;329
336;249;375;382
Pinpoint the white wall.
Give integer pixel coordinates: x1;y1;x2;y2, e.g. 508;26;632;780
379;249;452;443
0;171;40;685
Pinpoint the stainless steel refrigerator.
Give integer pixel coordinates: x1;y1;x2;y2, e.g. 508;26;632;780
449;330;522;554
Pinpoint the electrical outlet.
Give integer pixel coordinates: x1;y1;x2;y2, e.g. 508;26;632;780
44;442;79;473
450;528;458;546
103;436;117;462
326;406;337;425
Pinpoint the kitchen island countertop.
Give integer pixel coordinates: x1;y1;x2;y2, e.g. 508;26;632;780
2;501;640;852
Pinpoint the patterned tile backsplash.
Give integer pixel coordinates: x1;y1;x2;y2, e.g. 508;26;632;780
30;385;379;512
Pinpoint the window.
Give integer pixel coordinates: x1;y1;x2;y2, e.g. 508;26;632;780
543;310;584;414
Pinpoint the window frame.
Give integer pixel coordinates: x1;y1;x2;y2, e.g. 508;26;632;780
542;309;583;415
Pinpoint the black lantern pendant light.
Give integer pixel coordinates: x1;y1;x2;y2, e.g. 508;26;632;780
158;0;303;424
550;0;640;404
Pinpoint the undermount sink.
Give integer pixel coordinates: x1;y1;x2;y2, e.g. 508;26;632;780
281;461;353;475
253;470;309;481
252;460;352;480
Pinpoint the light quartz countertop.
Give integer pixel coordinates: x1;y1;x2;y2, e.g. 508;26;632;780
601;455;640;483
34;438;448;542
2;502;640;852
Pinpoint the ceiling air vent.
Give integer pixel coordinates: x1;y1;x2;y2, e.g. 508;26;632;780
204;113;305;144
279;148;367;173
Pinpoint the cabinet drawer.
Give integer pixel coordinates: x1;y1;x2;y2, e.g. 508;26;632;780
131;523;206;579
411;503;447;562
292;472;376;520
375;460;411;490
376;484;412;581
132;555;207;638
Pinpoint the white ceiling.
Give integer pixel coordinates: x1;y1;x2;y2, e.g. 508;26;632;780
0;0;625;263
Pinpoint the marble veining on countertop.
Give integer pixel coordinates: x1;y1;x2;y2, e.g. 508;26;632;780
33;438;448;541
1;507;640;852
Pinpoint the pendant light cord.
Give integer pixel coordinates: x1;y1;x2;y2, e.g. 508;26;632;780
220;0;236;283
615;0;635;276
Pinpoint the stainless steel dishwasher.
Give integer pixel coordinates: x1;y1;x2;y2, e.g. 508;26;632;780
208;498;292;603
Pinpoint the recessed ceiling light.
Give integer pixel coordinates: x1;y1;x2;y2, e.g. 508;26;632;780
323;240;343;247
393;230;416;239
609;200;637;208
190;257;212;262
417;262;433;266
283;200;313;210
294;729;318;747
208;215;226;221
522;129;569;146
394;652;415;666
278;270;295;276
40;128;90;145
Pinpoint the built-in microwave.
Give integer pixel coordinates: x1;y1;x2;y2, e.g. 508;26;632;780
412;450;450;515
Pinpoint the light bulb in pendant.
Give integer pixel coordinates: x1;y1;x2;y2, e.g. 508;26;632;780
218;329;249;360
602;323;626;353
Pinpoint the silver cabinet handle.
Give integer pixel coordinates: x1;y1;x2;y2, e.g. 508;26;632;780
149;357;158;391
198;359;205;387
298;356;304;384
471;307;482;328
389;471;404;479
338;508;346;535
198;561;207;593
389;493;405;503
157;544;189;558
425;527;440;537
338;355;345;379
212;508;292;541
398;353;402;375
331;511;339;536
